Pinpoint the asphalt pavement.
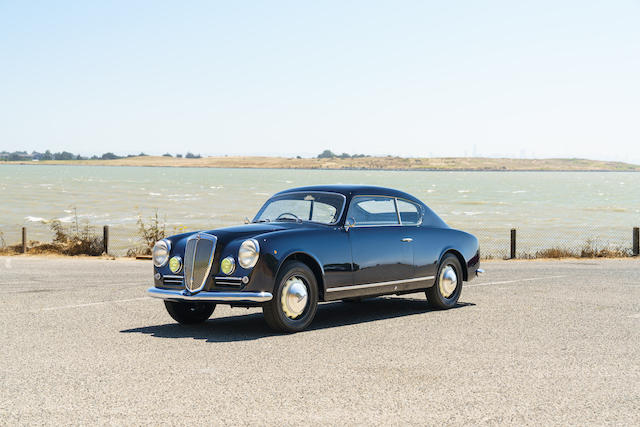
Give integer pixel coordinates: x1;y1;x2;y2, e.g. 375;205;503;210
1;256;638;425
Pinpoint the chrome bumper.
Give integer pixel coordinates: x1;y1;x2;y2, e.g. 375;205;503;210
147;287;273;303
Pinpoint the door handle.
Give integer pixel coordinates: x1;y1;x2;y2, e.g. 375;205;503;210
401;237;413;242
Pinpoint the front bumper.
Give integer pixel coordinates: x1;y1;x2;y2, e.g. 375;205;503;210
147;287;273;303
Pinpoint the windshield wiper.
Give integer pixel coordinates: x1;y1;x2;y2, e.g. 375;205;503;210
253;219;271;223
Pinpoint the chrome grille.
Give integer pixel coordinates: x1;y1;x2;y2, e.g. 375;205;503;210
183;233;217;292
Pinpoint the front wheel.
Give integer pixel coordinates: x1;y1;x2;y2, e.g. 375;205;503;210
263;261;318;333
164;300;216;324
426;254;463;309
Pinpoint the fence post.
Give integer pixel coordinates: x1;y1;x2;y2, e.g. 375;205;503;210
510;228;516;259
633;227;639;256
103;225;109;255
21;227;27;253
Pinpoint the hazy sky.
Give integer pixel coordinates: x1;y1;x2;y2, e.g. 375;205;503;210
1;1;639;162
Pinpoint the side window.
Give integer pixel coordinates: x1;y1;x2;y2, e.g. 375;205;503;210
396;199;422;225
347;196;399;226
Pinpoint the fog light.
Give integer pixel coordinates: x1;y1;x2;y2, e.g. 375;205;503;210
221;256;235;275
169;256;182;273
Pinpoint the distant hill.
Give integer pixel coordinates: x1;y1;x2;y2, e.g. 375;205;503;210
3;155;639;171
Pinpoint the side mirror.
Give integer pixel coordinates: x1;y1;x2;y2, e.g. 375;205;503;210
244;217;250;224
344;217;356;231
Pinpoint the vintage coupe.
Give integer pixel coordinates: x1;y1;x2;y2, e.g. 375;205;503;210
148;185;482;332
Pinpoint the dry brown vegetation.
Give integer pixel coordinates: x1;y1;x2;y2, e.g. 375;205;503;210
6;155;640;171
526;240;632;259
126;210;167;257
0;216;103;256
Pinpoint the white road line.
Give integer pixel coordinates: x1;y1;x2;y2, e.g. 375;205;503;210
466;275;568;288
33;297;149;313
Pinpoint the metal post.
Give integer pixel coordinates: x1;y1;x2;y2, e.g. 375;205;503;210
633;227;639;256
103;225;109;255
21;227;27;253
510;228;516;259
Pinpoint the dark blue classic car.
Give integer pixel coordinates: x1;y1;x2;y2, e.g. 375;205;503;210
148;185;482;332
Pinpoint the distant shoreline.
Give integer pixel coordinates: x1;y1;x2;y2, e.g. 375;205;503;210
2;155;639;172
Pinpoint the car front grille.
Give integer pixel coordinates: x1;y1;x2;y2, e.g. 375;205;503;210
183;233;217;292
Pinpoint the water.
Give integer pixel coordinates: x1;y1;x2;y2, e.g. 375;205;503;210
2;165;639;257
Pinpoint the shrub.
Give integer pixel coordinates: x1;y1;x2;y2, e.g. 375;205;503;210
127;210;166;256
46;219;103;256
580;239;631;258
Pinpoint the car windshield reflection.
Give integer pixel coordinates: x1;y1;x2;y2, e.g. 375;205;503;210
253;192;346;225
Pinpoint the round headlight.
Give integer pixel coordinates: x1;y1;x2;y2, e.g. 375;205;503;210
238;239;260;269
152;240;170;267
220;256;236;275
168;256;182;273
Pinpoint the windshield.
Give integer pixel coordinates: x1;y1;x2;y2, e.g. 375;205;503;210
253;192;346;225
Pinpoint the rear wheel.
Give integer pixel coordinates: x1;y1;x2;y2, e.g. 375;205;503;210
263;261;318;333
426;254;462;309
164;300;216;324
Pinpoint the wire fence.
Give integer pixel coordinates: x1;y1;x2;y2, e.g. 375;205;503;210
1;221;639;259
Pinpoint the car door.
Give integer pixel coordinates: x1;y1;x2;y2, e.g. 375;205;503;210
347;196;414;291
396;198;439;280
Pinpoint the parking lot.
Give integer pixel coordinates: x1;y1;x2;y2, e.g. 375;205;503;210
1;256;638;425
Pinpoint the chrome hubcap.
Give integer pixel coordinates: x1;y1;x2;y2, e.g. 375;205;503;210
439;265;458;298
281;276;308;319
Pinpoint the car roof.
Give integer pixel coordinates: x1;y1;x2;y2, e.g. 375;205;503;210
275;185;424;205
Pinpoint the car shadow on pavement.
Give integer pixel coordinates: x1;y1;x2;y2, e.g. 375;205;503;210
121;297;475;342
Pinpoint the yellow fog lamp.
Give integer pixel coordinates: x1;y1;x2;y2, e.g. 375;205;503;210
169;256;182;273
220;256;236;275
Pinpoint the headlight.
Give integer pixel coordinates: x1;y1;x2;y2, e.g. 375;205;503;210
220;256;235;275
238;239;260;269
169;256;182;273
152;240;171;267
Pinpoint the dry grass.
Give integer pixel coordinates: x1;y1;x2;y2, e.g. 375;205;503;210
526;240;632;259
0;211;104;256
5;155;640;171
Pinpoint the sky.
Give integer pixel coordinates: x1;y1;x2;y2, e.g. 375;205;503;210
1;1;639;162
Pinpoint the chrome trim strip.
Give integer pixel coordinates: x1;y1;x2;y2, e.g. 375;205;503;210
147;287;272;303
163;275;184;280
214;276;243;281
394;197;401;224
326;276;435;293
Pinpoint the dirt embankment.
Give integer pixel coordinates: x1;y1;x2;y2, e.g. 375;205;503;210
4;156;640;171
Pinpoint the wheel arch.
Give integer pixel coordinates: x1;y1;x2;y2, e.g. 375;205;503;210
438;248;468;281
276;251;326;301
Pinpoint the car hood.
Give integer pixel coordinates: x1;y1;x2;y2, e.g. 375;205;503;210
203;223;289;242
167;221;324;250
